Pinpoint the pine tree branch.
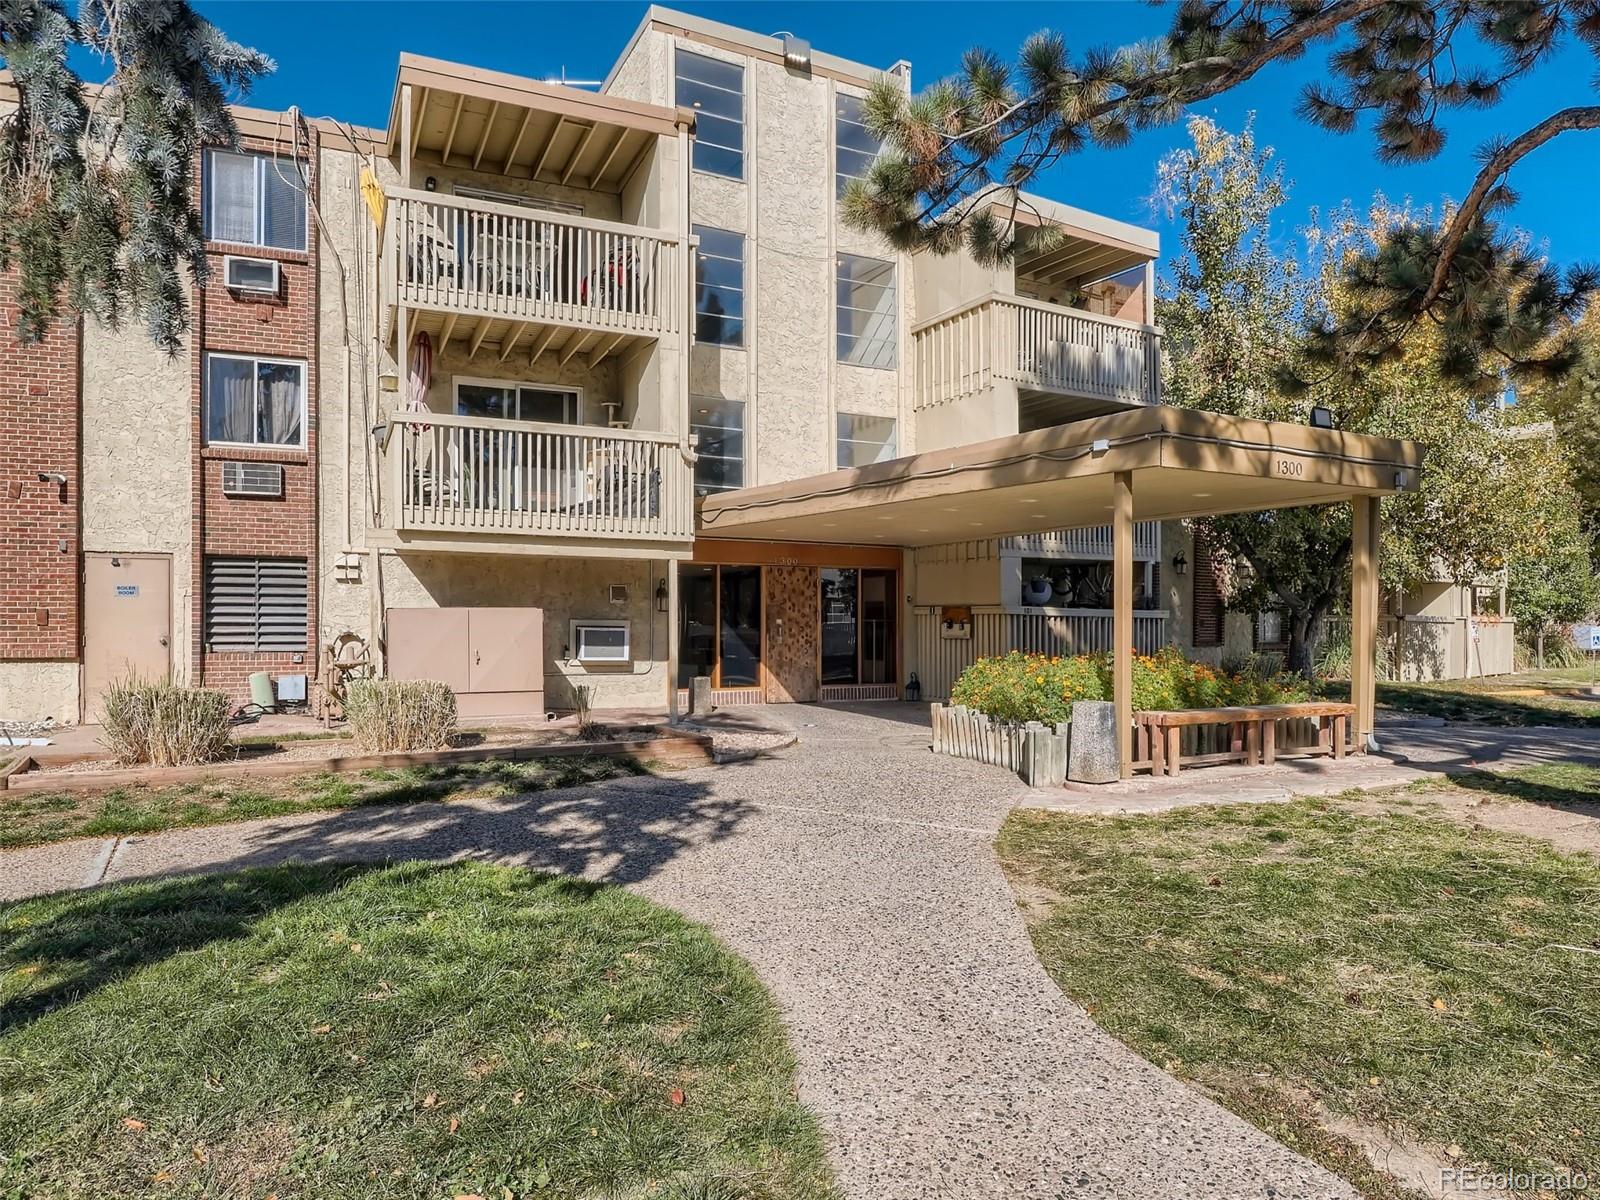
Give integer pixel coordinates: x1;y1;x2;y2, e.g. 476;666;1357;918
1425;104;1600;307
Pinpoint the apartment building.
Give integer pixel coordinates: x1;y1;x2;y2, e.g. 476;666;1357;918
0;7;1422;762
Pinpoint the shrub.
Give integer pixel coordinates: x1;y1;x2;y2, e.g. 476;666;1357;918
346;679;458;752
100;679;231;766
949;647;1310;725
949;652;1106;726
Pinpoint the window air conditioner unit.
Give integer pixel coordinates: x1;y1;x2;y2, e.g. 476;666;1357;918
221;461;284;498
223;254;280;294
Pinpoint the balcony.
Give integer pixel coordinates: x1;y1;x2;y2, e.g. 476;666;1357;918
374;410;695;555
384;189;685;359
913;294;1161;416
1004;521;1161;560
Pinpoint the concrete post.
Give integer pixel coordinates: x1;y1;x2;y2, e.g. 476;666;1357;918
1113;470;1135;779
666;557;681;724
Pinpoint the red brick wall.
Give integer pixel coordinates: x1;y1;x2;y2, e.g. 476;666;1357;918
192;131;321;702
0;274;81;661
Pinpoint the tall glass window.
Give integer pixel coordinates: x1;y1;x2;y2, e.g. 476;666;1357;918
819;567;896;685
819;568;859;684
860;568;896;684
836;253;897;368
679;565;718;687
719;566;762;687
836;413;898;468
692;225;745;347
676;50;745;178
691;398;745;494
834;92;880;199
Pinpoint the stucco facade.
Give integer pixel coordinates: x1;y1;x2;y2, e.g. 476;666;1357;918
2;7;1207;725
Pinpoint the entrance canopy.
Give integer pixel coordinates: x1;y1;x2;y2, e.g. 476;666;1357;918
696;406;1423;547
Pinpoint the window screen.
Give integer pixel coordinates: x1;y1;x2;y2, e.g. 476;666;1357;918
836;253;897;368
836;413;897;468
204;557;308;652
676;50;744;178
205;150;307;251
693;225;745;346
691;398;744;494
835;92;880;199
575;623;630;662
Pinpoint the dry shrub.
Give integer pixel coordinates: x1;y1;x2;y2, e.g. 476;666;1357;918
346;679;457;752
101;679;232;766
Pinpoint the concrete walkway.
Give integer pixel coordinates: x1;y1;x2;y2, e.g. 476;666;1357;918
10;707;1595;1197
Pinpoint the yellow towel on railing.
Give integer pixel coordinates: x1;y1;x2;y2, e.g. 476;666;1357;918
360;166;385;234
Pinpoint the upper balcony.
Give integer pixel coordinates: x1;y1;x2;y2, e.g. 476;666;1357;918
371;409;696;557
384;188;685;354
913;294;1161;417
910;190;1162;445
383;54;692;364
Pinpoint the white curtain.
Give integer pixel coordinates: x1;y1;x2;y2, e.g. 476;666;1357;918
259;364;303;445
208;151;258;243
208;357;255;443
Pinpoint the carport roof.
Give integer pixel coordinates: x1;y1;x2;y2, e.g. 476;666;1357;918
696;405;1424;548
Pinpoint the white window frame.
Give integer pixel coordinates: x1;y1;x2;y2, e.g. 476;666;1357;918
692;224;746;348
836;413;898;469
452;377;585;425
834;91;881;200
675;47;746;180
690;397;745;495
570;618;632;665
835;252;899;370
203;352;307;450
204;148;308;252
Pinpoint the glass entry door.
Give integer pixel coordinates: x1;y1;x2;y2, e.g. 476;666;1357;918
676;563;762;689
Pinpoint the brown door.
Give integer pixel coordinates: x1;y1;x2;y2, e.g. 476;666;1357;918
82;553;171;722
764;565;818;703
467;608;543;693
386;608;471;692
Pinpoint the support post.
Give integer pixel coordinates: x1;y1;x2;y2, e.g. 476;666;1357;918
399;84;414;185
666;557;681;725
1350;495;1380;752
1113;470;1135;779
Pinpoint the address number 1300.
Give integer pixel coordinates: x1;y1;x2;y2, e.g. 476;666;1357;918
1274;457;1305;478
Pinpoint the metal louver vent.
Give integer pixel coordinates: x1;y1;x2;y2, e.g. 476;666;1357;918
204;557;307;652
221;461;284;498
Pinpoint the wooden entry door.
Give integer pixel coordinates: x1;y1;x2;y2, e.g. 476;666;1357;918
764;565;818;703
82;553;171;722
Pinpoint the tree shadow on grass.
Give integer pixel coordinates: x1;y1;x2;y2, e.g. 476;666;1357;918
1443;768;1600;815
0;861;401;1037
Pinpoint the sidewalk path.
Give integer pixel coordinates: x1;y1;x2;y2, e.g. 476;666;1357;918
17;705;1584;1197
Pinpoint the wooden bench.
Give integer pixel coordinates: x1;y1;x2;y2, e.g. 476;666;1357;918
1134;702;1356;777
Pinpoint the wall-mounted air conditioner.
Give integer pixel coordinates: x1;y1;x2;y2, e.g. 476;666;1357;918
221;461;284;498
223;254;280;294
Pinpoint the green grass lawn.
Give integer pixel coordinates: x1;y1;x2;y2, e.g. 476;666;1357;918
1319;672;1600;727
0;861;836;1199
998;784;1600;1199
0;757;647;850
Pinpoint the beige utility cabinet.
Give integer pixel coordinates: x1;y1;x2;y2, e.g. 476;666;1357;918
386;607;545;720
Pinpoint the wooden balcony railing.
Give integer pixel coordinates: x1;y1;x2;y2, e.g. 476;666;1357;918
385;189;683;338
913;294;1161;411
1004;521;1161;560
912;606;1170;700
378;410;694;544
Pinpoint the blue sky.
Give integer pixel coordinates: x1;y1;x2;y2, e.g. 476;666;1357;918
193;0;1600;271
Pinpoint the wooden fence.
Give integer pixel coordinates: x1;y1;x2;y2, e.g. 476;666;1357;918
929;703;1070;787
